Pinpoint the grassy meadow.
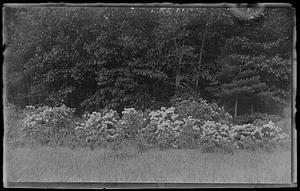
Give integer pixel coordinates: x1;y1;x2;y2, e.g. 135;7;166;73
4;146;292;183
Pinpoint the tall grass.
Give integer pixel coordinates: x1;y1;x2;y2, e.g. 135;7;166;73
4;146;291;183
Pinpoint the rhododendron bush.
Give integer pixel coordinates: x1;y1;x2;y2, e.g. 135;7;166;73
138;107;180;148
21;105;76;146
234;112;284;125
5;103;24;146
172;97;233;125
119;108;150;140
75;110;121;147
200;121;289;151
6;98;291;152
138;107;203;149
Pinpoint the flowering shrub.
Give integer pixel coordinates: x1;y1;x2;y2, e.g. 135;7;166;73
15;102;291;153
138;107;181;149
118;108;150;140
275;119;291;136
5;103;24;146
178;117;205;148
260;121;288;140
137;107;203;149
173;97;232;125
199;121;234;153
75;110;121;147
229;121;288;151
234;112;283;125
21;105;75;146
229;123;262;150
197;120;289;152
202;121;231;142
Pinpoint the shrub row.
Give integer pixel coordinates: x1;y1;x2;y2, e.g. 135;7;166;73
20;105;77;147
75;106;289;152
5;103;24;146
6;100;290;153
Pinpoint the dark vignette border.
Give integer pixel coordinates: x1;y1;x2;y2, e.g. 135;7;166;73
2;2;297;189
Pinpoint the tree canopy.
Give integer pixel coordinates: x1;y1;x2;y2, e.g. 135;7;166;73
3;7;293;116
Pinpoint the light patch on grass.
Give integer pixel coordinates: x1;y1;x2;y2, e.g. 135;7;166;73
4;146;291;183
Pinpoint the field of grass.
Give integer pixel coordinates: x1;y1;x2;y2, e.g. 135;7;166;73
4;146;292;183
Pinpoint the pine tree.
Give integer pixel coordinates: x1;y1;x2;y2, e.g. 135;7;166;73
208;8;293;116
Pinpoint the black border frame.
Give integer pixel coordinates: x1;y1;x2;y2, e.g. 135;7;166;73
2;2;297;189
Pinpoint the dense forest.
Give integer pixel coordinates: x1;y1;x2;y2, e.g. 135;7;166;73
4;7;294;117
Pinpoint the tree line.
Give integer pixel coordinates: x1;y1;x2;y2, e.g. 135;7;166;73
4;7;293;116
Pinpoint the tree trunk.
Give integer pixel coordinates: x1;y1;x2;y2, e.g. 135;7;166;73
68;93;71;107
143;86;146;110
176;49;183;88
23;71;31;105
70;92;73;108
173;38;178;88
174;38;184;90
79;84;82;103
234;94;238;118
195;19;209;89
251;97;254;115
